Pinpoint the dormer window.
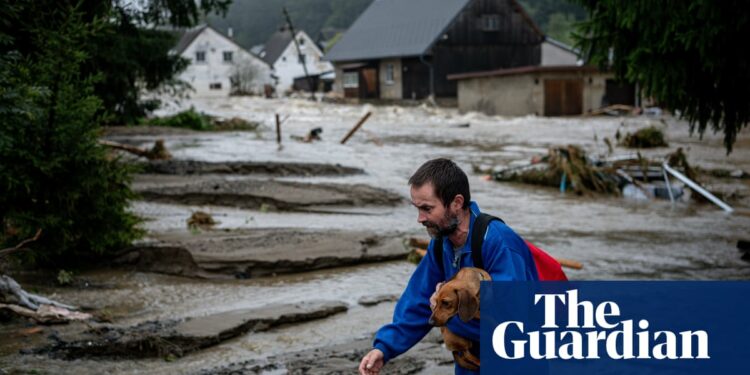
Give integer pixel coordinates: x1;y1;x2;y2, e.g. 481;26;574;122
299;38;305;46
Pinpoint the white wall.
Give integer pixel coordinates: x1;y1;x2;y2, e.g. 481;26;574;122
541;42;579;66
179;28;273;97
379;58;402;99
272;31;334;93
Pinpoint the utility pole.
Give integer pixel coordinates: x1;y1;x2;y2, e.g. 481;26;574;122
282;7;316;100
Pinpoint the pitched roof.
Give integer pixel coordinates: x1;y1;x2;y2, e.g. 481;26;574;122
324;0;471;62
173;24;208;55
170;25;271;69
261;25;294;65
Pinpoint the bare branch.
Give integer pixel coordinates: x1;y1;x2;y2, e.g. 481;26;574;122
0;228;42;258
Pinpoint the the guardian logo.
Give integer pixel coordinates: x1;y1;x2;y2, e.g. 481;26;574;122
492;289;710;360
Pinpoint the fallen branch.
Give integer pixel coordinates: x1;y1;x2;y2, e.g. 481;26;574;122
0;303;92;324
100;139;172;160
0;274;75;310
0;228;42;258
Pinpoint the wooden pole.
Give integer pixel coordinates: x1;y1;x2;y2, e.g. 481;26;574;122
275;113;281;145
554;257;583;270
340;112;372;144
282;7;315;100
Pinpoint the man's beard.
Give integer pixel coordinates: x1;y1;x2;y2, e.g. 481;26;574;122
423;212;460;238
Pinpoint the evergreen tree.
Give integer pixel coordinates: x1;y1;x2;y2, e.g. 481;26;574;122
0;2;141;266
0;0;230;266
574;0;750;153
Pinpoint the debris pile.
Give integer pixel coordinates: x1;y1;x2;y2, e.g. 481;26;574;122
187;211;216;230
487;147;736;211
493;145;619;196
620;126;668;148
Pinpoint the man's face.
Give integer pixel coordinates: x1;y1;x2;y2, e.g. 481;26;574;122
410;182;460;238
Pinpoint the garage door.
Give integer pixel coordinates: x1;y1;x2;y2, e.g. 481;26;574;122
544;79;583;116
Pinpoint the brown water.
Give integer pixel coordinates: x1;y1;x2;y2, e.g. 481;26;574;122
2;97;749;374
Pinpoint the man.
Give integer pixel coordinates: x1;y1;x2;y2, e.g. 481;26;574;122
358;158;539;375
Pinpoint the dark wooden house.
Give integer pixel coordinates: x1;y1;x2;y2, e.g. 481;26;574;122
324;0;544;100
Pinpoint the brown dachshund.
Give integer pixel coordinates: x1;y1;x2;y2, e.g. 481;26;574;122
429;267;491;371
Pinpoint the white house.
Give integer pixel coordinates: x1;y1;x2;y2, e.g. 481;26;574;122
541;37;580;66
259;26;333;93
172;25;274;97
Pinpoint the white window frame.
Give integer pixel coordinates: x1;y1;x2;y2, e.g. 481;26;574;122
343;72;359;88
385;64;395;85
209;82;222;90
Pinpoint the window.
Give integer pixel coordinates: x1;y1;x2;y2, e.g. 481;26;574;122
481;14;500;31
195;51;206;62
385;64;394;84
298;37;305;46
209;82;222;90
343;72;358;88
223;51;233;62
298;54;306;64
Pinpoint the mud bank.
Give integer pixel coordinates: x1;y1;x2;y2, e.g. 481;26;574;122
140;159;364;176
134;177;403;212
197;334;452;375
33;301;347;360
115;229;409;278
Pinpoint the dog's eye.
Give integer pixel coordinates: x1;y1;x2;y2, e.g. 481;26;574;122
441;300;450;307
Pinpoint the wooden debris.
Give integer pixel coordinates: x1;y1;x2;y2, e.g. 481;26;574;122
0;275;92;324
620;126;668;148
587;104;637;116
340;112;372;144
494;146;619;196
187;211;216;229
555;258;583;270
99;139;172;160
275;113;282;145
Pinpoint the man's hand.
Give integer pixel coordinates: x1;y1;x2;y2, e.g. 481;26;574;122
358;348;384;374
429;281;445;311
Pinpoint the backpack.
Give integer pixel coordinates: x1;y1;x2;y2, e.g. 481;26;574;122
433;213;567;281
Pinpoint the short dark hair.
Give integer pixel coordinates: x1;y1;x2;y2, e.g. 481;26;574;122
408;158;470;209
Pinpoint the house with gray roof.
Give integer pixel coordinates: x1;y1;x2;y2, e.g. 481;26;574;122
324;0;544;100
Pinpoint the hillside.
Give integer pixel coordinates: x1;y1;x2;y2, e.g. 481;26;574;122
207;0;373;49
207;0;586;51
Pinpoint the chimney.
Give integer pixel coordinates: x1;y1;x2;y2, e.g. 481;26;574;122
227;27;234;38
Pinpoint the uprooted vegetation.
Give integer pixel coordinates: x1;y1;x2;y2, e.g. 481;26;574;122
492;145;620;195
141;108;260;131
618;126;668;148
489;146;697;197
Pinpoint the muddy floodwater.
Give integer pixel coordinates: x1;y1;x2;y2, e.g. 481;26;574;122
2;97;749;374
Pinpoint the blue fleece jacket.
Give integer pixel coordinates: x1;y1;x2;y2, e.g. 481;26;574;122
373;201;539;374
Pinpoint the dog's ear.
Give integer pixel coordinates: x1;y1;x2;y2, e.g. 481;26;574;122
457;288;479;322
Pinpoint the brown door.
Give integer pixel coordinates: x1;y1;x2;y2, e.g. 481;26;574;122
360;68;379;98
544;79;583;116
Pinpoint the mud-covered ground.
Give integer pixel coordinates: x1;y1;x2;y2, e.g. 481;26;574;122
2;97;749;374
